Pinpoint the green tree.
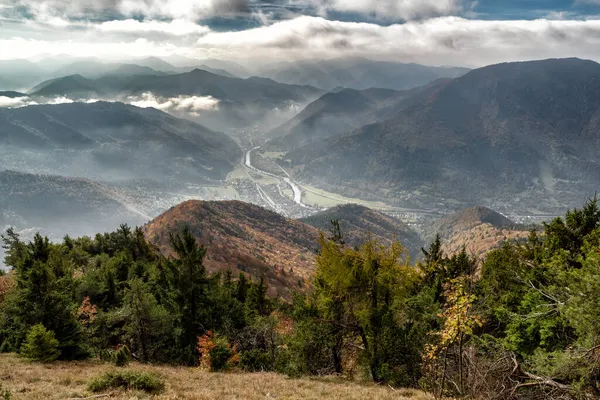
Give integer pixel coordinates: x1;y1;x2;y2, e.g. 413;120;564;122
20;324;60;362
122;278;175;363
169;226;209;365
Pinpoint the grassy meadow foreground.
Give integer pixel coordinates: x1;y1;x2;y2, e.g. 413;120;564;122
0;354;429;400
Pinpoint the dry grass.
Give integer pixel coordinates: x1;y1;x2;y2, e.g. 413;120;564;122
0;354;432;400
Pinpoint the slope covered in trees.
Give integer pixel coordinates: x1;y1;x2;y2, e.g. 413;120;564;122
0;102;241;181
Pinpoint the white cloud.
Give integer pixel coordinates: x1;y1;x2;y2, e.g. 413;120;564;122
0;37;182;60
194;16;600;66
0;95;73;108
96;19;211;36
127;92;220;115
45;96;75;105
4;0;248;22
4;16;600;67
0;96;37;108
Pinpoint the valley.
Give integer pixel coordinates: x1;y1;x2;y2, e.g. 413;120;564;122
3;56;596;265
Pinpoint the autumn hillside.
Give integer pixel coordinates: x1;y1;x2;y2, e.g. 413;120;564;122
424;206;527;258
143;200;320;298
300;203;423;258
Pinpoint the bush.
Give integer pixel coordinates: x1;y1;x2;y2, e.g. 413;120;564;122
113;345;131;367
20;324;60;362
197;331;240;371
88;370;164;394
240;349;272;372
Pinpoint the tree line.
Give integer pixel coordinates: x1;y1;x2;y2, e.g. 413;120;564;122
1;198;600;399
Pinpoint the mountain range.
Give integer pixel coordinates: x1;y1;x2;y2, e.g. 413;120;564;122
259;58;469;91
283;58;600;214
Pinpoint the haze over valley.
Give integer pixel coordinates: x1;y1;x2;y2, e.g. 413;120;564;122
3;52;600;265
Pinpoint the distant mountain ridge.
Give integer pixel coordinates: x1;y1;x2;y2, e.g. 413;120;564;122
269;88;402;148
260;58;469;91
28;74;104;97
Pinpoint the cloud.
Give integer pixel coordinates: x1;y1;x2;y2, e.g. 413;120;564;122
194;16;600;65
0;95;73;108
3;0;249;22
0;93;218;117
295;0;471;20
45;96;75;105
0;96;37;108
96;19;211;36
126;92;220;115
4;15;600;67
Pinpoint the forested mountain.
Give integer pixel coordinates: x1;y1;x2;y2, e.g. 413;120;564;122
0;101;241;182
3;196;600;399
121;69;323;103
260;57;469;91
143;200;320;298
269;88;402;148
300;204;423;257
287;58;600;213
422;206;527;258
28;74;104;98
0;170;148;266
22;68;325;130
0;170;147;232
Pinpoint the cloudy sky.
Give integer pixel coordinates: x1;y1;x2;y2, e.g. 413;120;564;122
2;0;600;66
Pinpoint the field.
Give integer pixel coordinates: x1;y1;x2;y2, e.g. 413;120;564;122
300;184;401;211
0;354;432;400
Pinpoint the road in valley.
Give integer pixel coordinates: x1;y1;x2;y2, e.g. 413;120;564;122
243;145;308;208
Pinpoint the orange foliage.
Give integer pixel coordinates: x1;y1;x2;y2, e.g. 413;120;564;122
77;296;97;326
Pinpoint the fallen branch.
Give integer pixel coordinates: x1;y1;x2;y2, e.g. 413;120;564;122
69;394;111;400
510;354;571;394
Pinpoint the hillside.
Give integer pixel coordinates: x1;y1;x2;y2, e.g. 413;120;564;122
300;204;423;257
0;101;241;182
425;206;526;258
269;88;402;147
0;170;147;241
287;58;600;213
0;91;28;98
143;200;320;298
28;74;103;98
